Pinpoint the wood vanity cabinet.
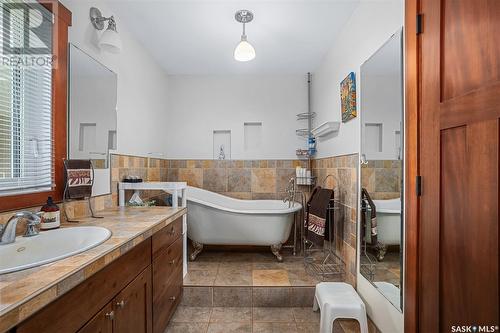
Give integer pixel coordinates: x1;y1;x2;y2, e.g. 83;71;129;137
78;266;152;333
78;303;114;333
16;217;184;333
113;266;152;333
152;218;183;333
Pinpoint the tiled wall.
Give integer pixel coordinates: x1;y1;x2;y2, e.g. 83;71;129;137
361;160;402;200
110;154;169;204
312;154;359;287
166;159;310;200
109;155;312;203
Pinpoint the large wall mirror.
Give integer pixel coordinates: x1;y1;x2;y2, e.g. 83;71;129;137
68;44;117;170
359;29;403;311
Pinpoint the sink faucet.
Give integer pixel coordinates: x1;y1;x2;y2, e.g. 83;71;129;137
0;211;43;245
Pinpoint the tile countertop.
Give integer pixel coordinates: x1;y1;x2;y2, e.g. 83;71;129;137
0;206;186;333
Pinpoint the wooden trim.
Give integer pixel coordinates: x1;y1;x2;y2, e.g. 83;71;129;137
0;1;71;212
440;81;500;129
418;0;442;331
404;0;420;331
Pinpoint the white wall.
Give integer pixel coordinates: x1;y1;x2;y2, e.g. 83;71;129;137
362;75;403;160
69;72;117;162
61;0;171;195
166;75;307;160
312;1;403;160
311;1;404;332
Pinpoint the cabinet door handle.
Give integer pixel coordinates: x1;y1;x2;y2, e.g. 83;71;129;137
116;300;126;308
169;259;176;265
105;311;115;320
169;296;176;301
169;228;176;236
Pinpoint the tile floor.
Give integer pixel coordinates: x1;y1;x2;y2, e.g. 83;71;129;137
360;252;400;286
165;306;367;333
185;250;342;287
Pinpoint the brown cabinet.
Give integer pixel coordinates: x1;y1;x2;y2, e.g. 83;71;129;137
78;303;114;333
114;267;152;333
16;216;185;333
152;237;183;333
78;267;152;333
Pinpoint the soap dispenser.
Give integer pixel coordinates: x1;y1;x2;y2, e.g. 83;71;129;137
40;197;61;230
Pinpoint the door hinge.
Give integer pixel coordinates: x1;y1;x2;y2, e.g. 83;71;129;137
416;14;423;34
416;176;422;196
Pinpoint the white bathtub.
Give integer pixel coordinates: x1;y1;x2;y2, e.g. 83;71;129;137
185;186;302;261
373;198;401;246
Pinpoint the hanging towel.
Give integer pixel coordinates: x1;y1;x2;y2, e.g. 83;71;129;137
64;159;93;200
306;186;334;247
361;188;378;244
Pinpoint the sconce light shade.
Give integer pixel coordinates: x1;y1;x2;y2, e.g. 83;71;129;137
99;28;122;54
90;8;122;54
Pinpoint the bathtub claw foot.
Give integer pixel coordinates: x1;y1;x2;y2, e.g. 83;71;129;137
376;242;387;261
271;244;283;262
190;240;204;261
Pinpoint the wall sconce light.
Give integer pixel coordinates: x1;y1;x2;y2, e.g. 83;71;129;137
90;7;122;54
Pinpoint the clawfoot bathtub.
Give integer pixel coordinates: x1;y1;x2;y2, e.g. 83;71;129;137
184;187;302;261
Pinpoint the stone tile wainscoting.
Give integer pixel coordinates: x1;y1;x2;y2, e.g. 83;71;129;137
312;154;359;287
110;154;169;204
109;155;311;203
361;160;402;200
166;159;310;200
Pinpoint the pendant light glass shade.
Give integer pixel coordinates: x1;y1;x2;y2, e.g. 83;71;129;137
234;35;255;62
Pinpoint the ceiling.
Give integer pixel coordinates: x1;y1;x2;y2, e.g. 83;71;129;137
108;0;361;75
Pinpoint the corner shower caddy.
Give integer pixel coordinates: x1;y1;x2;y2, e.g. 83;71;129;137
295;72;317;187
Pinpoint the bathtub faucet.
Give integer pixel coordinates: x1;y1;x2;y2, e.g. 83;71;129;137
283;177;296;208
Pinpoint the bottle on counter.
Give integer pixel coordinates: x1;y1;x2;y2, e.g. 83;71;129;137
40;197;60;230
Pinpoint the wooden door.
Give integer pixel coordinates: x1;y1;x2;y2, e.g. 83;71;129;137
78;303;114;333
419;0;500;331
114;267;152;333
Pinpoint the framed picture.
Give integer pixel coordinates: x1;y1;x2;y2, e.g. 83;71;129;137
340;72;357;122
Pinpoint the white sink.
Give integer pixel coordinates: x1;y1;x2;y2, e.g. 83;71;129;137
0;226;111;275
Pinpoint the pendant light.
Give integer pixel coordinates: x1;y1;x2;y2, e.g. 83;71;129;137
234;10;255;62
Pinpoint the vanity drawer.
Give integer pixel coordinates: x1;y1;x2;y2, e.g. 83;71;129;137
152;237;183;333
152;217;182;258
152;266;182;333
152;237;183;300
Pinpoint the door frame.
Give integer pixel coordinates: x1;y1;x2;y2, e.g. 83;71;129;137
404;0;420;331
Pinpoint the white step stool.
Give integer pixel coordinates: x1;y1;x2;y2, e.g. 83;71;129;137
313;282;369;333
